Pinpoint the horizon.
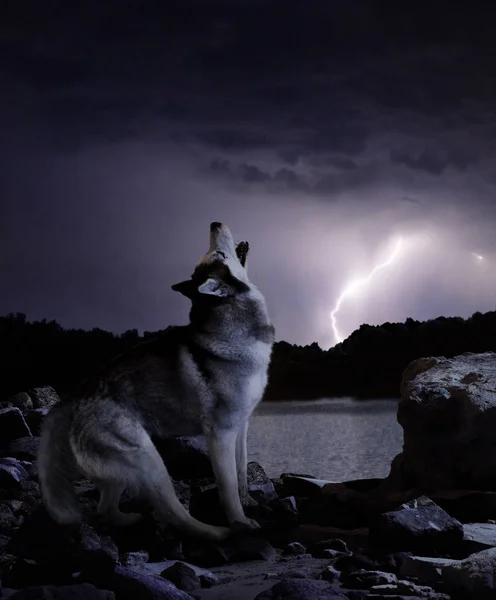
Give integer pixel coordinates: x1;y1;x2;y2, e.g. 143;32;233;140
3;306;494;352
2;2;496;349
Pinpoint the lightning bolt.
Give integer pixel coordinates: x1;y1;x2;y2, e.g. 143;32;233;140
330;237;404;345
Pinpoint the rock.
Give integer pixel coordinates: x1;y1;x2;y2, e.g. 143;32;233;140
154;436;212;480
75;523;120;570
269;496;300;527
463;523;496;552
0;504;19;533
247;461;278;504
311;538;349;554
283;542;307;556
7;583;115;600
370;496;464;554
394;352;496;492
334;554;381;574
287;524;369;553
369;580;448;598
226;537;277;562
0;408;32;446
7;505;79;561
1;557;75;589
442;546;496;599
320;566;340;583
429;489;496;523
254;579;348;599
160;562;201;592
23;409;49;435
0;532;11;550
0;458;30;498
399;555;458;588
302;483;377;530
280;476;334;498
182;542;231;568
340;569;398;589
173;480;191;512
83;565;196;600
5;437;40;461
120;550;150;569
28;386;60;410
1;393;33;412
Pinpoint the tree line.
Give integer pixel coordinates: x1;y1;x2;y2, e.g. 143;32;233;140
1;310;495;402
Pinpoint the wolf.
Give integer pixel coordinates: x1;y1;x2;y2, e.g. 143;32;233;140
38;222;275;541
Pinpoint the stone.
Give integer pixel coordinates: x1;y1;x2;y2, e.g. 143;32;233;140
5;437;40;461
369;496;464;554
393;352;496;492
334;554;381;574
226;537;277;562
120;550;150;569
0;408;32;446
28;386;60;410
7;583;115;600
0;504;19;533
75;523;120;569
7;505;79;561
429;489;496;523
463;523;496;552
399;555;458;588
283;542;307;555
182;542;231;568
160;562;201;592
254;579;349;599
320;566;340;583
442;546;496;599
269;496;300;527
340;569;398;589
0;458;30;498
311;538;349;554
287;524;369;552
83;565;196;600
369;580;448;598
247;461;278;504
2;393;33;412
280;476;334;498
24;408;49;435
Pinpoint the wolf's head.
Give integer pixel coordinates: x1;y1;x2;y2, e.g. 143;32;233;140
171;222;251;301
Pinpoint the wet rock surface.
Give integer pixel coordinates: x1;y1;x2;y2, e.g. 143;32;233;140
3;356;496;599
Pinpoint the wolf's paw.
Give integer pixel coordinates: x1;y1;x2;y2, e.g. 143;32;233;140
230;516;261;531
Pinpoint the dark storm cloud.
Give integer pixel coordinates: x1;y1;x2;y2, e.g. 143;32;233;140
2;0;496;165
390;147;480;176
2;0;496;346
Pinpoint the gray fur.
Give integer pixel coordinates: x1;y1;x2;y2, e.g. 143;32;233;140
38;222;275;541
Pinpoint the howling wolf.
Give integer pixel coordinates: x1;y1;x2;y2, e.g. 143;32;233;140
38;222;275;541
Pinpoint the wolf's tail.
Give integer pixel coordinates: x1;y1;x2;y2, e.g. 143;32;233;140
38;402;81;525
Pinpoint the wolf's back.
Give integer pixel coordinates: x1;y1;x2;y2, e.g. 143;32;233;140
38;402;82;524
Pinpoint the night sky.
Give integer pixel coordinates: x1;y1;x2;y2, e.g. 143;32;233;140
1;1;496;349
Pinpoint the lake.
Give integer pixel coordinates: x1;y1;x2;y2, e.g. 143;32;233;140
247;397;403;481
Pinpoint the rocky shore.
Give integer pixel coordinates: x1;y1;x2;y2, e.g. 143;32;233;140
1;352;496;599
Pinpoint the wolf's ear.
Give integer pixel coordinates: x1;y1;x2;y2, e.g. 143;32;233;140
171;279;197;298
198;277;229;297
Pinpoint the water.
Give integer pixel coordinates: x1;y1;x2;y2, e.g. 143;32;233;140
247;397;403;481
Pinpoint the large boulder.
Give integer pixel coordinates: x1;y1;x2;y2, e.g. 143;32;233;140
391;352;496;492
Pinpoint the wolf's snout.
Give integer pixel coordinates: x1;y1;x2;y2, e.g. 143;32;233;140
210;221;223;232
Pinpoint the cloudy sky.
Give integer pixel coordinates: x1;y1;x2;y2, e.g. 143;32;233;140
1;1;496;349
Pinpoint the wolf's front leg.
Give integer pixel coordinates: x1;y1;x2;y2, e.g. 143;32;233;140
207;427;260;530
235;420;258;508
